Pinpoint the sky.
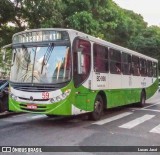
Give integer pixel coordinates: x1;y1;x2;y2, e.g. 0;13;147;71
113;0;160;26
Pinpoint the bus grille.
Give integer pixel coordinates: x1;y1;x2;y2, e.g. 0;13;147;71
10;81;70;92
19;97;49;102
12;85;57;92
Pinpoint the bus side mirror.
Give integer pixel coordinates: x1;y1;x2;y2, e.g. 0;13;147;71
77;48;83;74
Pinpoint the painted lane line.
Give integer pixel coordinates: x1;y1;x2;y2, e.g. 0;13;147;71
27;115;47;119
119;114;155;129
130;108;160;113
11;114;29;118
92;112;133;125
146;97;160;103
142;102;160;109
150;124;160;134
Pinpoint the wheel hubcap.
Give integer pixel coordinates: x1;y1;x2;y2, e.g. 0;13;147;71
95;100;102;114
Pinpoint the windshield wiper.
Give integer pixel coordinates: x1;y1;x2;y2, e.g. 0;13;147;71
11;48;18;66
22;45;31;72
41;43;54;74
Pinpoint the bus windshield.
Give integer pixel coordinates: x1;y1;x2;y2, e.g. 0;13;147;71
10;44;71;84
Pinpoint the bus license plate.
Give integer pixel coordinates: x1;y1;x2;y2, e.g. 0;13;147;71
27;104;37;109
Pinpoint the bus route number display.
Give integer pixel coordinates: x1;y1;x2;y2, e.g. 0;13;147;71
42;92;49;99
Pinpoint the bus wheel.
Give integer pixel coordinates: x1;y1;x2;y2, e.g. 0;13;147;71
139;91;146;107
89;95;104;121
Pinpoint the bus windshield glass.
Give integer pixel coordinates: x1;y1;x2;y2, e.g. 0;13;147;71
10;44;71;84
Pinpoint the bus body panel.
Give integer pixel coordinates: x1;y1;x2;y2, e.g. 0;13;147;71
7;28;158;116
9;77;158;115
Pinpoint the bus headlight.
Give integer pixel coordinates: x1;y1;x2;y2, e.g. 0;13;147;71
50;89;71;103
56;96;61;102
10;93;18;101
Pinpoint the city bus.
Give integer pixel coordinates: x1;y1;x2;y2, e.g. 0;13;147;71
3;28;158;120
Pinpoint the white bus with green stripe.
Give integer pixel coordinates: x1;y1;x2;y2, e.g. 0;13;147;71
5;28;158;120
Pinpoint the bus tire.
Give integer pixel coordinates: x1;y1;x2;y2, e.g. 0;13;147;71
89;95;104;121
139;90;146;107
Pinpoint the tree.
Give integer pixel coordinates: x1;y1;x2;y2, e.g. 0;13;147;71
129;26;160;69
22;0;64;28
1;0;160;70
112;9;147;47
0;0;25;47
67;11;99;35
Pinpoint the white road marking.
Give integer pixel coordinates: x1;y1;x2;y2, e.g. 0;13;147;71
142;102;160;109
130;108;160;113
12;113;29;118
92;112;133;125
28;115;47;119
150;124;160;134
119;114;155;129
151;98;160;103
3;114;47;123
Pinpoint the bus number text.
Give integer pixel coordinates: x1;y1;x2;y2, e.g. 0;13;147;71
97;76;106;82
42;92;49;99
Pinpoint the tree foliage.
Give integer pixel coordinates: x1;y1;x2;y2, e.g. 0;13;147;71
129;26;160;67
1;0;160;70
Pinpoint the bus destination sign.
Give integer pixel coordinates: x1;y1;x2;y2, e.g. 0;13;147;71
13;30;69;44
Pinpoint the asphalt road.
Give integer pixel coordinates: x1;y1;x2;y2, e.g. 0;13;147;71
1;92;160;155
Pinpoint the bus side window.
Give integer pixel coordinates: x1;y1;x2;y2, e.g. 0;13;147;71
73;38;91;87
153;62;157;77
115;63;121;73
140;58;147;77
121;52;131;75
132;55;140;76
93;44;108;73
147;60;153;77
81;48;90;74
109;48;121;74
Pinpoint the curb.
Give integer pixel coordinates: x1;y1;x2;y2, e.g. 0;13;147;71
0;111;21;118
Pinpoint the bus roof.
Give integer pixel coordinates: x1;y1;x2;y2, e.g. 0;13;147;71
13;28;158;62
